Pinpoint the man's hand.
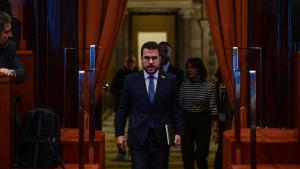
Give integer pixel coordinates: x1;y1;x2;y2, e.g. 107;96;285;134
116;136;126;153
174;134;181;145
0;68;15;78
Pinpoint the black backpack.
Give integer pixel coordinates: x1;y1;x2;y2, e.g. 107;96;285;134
16;107;64;168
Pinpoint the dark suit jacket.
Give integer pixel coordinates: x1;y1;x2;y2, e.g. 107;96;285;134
167;64;184;89
115;70;184;149
0;41;26;83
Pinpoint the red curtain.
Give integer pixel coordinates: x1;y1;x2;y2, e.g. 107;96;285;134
78;0;128;105
205;0;248;119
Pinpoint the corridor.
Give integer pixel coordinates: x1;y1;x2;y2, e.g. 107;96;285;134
102;111;218;169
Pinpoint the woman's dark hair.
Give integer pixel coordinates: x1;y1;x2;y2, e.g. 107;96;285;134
140;41;159;56
185;57;207;80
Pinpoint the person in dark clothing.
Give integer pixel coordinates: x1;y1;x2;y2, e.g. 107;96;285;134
0;11;25;83
110;55;138;161
0;11;26;168
111;55;139;112
179;58;218;169
159;41;184;88
214;68;233;169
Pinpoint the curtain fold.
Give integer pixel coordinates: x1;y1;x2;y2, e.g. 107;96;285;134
205;0;248;125
78;0;128;105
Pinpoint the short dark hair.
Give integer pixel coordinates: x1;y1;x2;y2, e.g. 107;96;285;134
158;41;171;47
185;57;207;80
140;41;159;56
158;41;172;56
0;11;12;32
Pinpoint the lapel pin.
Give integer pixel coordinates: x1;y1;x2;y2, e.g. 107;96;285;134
161;75;166;79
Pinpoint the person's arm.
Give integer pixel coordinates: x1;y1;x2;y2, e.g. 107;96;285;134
171;77;184;145
11;53;26;83
115;76;131;150
178;82;184;109
6;41;26;83
210;83;219;142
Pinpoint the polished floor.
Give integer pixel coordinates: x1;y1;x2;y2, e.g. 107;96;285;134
102;111;218;169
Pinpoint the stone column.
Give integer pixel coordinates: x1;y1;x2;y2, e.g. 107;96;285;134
178;8;194;71
199;20;215;78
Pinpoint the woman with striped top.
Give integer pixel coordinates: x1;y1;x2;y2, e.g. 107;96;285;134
179;58;218;169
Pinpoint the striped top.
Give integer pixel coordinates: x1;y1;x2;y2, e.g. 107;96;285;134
179;80;218;116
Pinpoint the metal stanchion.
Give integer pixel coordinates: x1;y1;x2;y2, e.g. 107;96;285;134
232;46;261;169
249;70;257;169
233;47;241;146
64;45;99;168
78;70;85;169
89;45;96;153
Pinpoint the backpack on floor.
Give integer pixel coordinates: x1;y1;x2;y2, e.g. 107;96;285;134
17;107;64;168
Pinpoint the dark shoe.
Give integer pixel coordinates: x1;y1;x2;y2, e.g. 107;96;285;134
112;153;126;161
123;153;131;162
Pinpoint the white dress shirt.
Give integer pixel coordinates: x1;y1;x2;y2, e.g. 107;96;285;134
143;70;159;93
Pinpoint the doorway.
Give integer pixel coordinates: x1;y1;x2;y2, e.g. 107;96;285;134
130;14;176;68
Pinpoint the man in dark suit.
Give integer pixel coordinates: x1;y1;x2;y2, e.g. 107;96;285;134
115;41;184;169
0;11;26;83
159;41;184;88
